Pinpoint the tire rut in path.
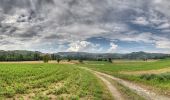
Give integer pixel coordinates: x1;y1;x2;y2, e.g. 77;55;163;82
94;72;124;100
94;71;170;100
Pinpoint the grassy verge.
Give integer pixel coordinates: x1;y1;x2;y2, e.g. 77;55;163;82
116;73;170;96
81;59;170;96
103;75;145;100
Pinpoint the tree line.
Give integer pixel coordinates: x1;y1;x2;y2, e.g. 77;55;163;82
0;50;169;62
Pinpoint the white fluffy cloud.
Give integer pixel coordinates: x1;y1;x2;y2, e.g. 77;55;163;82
67;41;101;52
132;17;149;26
0;0;170;52
107;42;118;53
155;40;170;49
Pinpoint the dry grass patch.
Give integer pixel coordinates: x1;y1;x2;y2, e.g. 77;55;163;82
120;67;170;75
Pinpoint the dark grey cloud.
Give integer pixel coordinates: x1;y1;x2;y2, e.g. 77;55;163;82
0;0;170;52
44;34;65;40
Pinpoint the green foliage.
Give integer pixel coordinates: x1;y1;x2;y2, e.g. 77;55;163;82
82;60;170;95
69;95;79;100
140;73;170;82
82;60;170;72
0;50;42;61
15;84;27;94
57;58;61;63
108;58;112;63
115;82;145;100
68;58;71;62
0;63;112;99
79;59;83;63
43;54;50;63
4;86;15;98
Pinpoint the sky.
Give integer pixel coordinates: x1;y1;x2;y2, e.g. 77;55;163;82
0;0;170;53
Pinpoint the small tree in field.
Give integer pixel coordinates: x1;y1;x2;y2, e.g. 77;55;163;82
43;54;50;63
57;58;61;63
67;58;71;62
108;58;112;63
79;58;83;63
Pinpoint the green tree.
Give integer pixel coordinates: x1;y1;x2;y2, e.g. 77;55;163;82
108;58;112;63
79;58;83;63
19;54;24;61
43;54;50;63
51;54;56;60
67;57;71;62
57;58;61;63
34;53;40;61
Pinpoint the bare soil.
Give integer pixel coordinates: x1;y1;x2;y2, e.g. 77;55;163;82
94;71;170;100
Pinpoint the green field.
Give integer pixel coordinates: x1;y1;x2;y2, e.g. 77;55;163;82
82;59;170;73
0;63;112;99
0;59;170;99
81;59;170;96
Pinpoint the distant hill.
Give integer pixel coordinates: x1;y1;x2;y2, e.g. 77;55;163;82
56;51;170;60
0;50;169;61
123;51;169;59
0;50;42;61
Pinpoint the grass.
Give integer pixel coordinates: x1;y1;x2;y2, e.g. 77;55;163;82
81;59;170;95
0;63;112;99
118;72;170;96
103;75;145;100
1;59;170;99
115;83;145;100
82;59;170;73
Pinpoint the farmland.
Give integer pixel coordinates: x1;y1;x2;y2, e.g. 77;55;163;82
0;59;170;100
0;63;112;99
81;59;170;96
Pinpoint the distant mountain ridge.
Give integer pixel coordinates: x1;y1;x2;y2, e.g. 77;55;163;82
0;50;169;61
56;51;170;60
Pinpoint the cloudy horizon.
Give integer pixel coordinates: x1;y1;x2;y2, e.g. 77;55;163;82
0;0;170;53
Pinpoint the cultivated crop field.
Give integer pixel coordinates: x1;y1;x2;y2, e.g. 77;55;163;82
81;59;170;96
0;63;112;100
1;59;170;100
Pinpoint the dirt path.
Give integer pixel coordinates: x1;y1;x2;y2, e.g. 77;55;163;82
94;71;170;100
94;72;124;100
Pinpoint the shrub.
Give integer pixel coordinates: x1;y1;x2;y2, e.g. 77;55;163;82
57;58;61;63
79;59;83;63
108;58;112;63
43;54;50;63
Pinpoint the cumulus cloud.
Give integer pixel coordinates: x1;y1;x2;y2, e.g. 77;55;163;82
107;42;118;53
0;0;170;52
132;17;149;26
155;40;170;49
67;41;101;52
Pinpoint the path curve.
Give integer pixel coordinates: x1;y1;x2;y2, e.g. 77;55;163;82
94;71;170;100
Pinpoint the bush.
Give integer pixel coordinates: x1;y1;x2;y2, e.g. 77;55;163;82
43;54;50;63
57;58;61;63
108;58;112;63
79;59;83;63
